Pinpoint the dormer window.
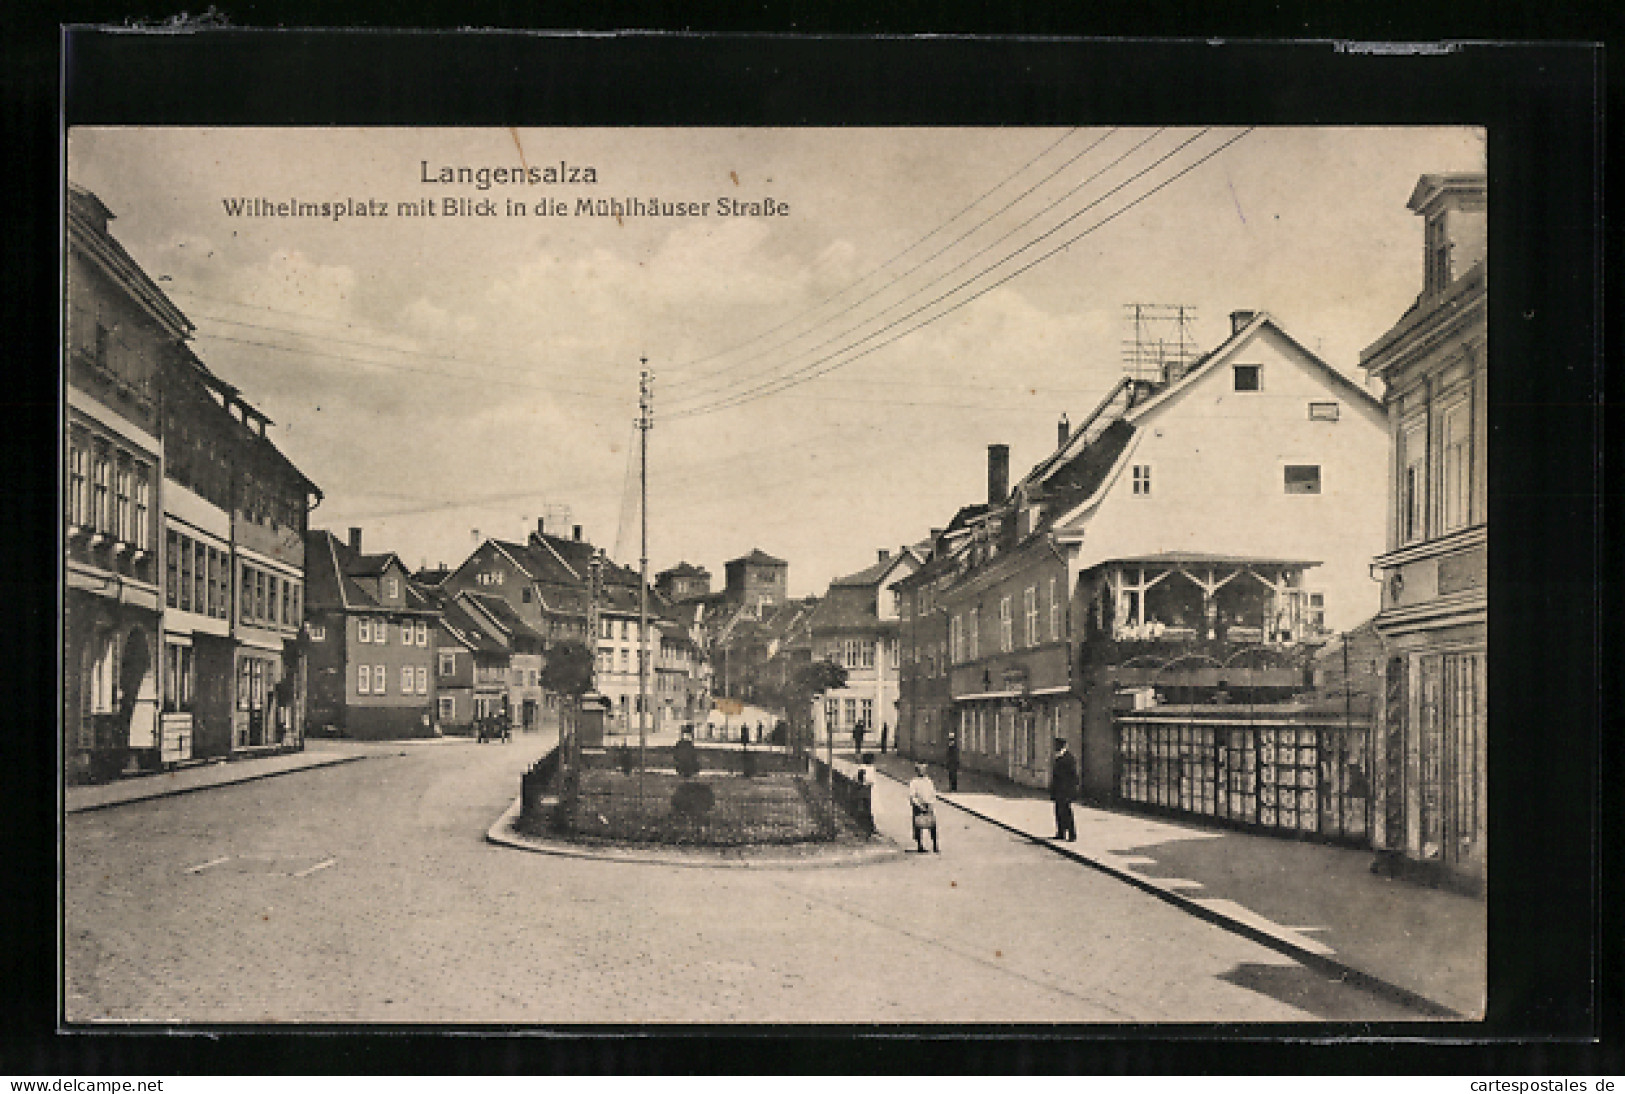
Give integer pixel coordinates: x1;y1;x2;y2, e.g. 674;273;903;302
386;577;399;599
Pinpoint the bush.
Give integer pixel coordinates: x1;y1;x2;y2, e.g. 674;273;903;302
673;738;700;778
670;780;716;818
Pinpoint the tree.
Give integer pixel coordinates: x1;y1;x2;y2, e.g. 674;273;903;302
540;639;596;699
784;658;847;755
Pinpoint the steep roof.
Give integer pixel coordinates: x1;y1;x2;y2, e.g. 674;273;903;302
657;561;709;578
422;588;508;655
464;592;545;644
809;584;885;634
729;548;787;568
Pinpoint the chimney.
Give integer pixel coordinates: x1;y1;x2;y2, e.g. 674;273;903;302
878;548;890;563
1230;310;1257;335
987;443;1009;506
1057;412;1071;449
536;517;546;537
573;525;583;542
348;526;362;553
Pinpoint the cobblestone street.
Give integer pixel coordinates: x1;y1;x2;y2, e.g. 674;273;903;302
64;738;1421;1023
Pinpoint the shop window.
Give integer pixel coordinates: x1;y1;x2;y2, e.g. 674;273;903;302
1284;465;1321;494
1233;365;1261;391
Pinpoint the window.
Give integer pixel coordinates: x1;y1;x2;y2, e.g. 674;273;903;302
600;618;613;639
179;537;193;612
844;698;857;727
357;664;371;694
1132;464;1152;496
240;564;253;622
291;584;301;626
309;624;326;641
1307;592;1326;633
114;460;131;541
999;596;1013;653
194;541;206;615
619;649;629;672
267;574;279;624
1233;364;1261;391
163;641;193;712
825;698;839;727
374;619;387;645
1024;586;1039;646
951;615;964;664
91;445;110;532
401;622;413;644
133;465;150;547
521;587;533;603
166;530;180;607
620;620;630;640
206;548;220;617
416;667;428;695
255;570;267;620
1049;576;1062;640
374;665;385;694
1401;420;1427;544
968;607;980;660
439;650;456;676
1440;401;1471;532
386;577;399;600
860;698;873;727
888;640;898;670
281;580;291;625
415;620;428;647
438;696;455;721
67;436;87;526
1309;401;1340;422
358;618;372;643
1284;465;1322;494
402;665;413;693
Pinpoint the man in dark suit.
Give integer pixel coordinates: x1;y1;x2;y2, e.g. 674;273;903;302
945;735;960;791
1050;736;1079;841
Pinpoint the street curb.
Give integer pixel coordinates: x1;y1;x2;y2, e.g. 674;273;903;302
64;753;372;814
911;780;1462;1020
484;795;906;871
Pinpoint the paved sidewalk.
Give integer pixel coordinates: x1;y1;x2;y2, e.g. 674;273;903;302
63;736;473;814
872;752;1485;1018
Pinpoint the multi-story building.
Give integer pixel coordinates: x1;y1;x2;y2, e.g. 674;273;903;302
462;591;549;731
64;185;175;782
654;561;711;604
901;311;1391;797
425;588;511;733
305;528;440;738
161;349;318;761
1360;173;1487;895
724;549;788;617
66;184;322;781
809;547;924;751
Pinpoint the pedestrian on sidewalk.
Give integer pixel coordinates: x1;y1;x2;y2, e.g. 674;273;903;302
945;735;960;792
879;723;888;753
908;762;940;853
856;752;876;787
1050;737;1078;841
852;721;866;758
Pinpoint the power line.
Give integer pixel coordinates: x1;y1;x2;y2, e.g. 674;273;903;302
670;128;1254;420
191;329;631;403
659;128;1085;383
666;128;1200;417
664;128;1139;406
183;307;629;395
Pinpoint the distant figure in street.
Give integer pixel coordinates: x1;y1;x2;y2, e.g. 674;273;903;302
856;752;876;786
1050;736;1079;841
741;723;750;746
945;735;960;792
756;720;764;743
908;762;940;853
879;723;889;753
852;721;866;758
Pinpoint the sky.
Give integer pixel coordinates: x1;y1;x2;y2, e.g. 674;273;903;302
67;126;1484;597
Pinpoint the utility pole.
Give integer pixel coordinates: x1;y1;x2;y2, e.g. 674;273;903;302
637;362;653;808
583;548;604;773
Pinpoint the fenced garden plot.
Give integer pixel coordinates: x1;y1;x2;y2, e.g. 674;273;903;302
561;768;844;845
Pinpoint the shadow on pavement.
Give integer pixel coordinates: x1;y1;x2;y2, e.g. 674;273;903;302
1218;962;1422;1022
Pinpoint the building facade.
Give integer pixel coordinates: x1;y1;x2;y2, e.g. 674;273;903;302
305;528;440;739
1360;174;1488;895
64;186;175;782
809;548;922;751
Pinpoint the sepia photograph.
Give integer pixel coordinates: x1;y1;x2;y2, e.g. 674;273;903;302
62;122;1494;1026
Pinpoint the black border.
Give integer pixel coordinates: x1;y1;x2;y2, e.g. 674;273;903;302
10;18;1611;1076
